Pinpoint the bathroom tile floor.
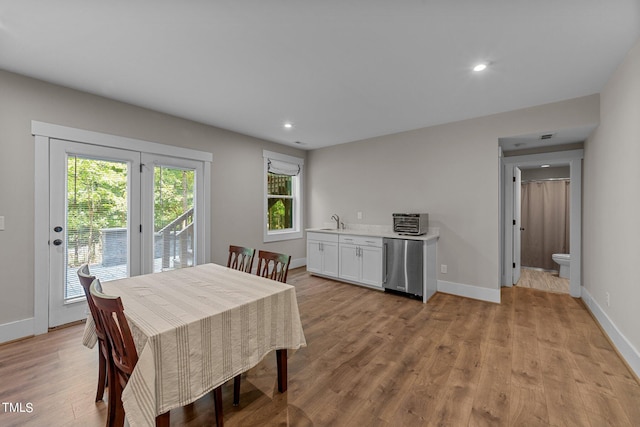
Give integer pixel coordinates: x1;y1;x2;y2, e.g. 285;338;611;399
517;267;569;293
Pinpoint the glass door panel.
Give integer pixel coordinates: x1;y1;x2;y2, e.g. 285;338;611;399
141;153;205;275
153;165;195;272
65;156;130;299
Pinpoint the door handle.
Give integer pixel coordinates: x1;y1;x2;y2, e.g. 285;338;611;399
53;239;63;246
53;226;63;232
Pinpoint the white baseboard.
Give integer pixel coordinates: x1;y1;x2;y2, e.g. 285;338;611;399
0;318;34;344
581;287;640;379
437;280;501;304
290;257;306;270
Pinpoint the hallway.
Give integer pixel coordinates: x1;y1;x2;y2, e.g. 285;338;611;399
517;267;569;294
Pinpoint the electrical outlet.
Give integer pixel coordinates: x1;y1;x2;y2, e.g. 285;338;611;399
357;211;363;220
606;292;610;307
441;264;447;274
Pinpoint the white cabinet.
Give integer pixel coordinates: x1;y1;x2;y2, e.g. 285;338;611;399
306;232;339;277
307;229;439;303
338;235;383;288
338;243;359;282
360;245;383;287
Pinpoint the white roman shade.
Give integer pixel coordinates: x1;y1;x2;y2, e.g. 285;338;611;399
267;158;301;176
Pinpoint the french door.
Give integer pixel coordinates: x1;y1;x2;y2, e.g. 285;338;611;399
140;153;205;275
49;139;205;327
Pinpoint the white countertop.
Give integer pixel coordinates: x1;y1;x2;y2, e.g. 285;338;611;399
306;227;439;242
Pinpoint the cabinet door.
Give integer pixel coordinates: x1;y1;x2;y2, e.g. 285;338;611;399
307;240;323;274
322;241;339;277
360;246;383;288
339;244;359;282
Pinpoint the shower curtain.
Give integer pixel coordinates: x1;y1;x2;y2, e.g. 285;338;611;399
521;180;570;270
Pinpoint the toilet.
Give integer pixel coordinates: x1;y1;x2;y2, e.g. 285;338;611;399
552;253;570;279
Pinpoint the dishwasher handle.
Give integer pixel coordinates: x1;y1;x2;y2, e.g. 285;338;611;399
383;243;388;284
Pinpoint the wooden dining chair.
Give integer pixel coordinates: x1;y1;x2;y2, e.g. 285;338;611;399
90;279;225;427
255;250;292;283
89;279;137;427
233;250;291;406
77;264;110;403
226;245;256;273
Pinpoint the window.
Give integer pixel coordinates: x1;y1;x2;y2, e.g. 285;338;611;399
263;150;304;242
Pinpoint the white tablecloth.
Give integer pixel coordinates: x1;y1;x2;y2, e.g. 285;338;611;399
83;263;306;427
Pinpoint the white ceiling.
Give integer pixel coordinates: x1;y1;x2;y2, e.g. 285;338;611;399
1;1;639;150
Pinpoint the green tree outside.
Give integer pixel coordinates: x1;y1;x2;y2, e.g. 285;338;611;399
67;157;194;266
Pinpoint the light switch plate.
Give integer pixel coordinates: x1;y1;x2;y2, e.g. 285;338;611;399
0;216;4;231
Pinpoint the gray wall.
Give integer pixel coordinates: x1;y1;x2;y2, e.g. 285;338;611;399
0;70;306;326
584;38;640;358
307;95;599;290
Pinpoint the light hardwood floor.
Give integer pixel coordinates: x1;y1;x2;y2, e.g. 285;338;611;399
517;267;570;294
1;268;639;426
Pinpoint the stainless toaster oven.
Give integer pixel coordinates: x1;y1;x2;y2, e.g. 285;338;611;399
393;213;429;235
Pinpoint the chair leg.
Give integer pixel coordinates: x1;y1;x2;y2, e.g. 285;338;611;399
233;374;241;406
213;386;224;427
106;366;117;427
96;348;107;402
112;379;126;427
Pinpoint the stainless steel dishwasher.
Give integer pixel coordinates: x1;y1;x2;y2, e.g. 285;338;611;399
383;238;424;297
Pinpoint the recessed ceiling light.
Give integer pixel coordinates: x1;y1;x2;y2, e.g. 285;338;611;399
540;164;551;168
283;122;293;129
473;63;488;72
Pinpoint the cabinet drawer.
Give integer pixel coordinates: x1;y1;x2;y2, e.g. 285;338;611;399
339;235;382;247
307;232;339;243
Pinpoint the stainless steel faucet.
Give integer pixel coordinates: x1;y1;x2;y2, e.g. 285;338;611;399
330;214;340;230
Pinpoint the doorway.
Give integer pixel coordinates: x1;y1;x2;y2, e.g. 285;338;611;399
34;122;211;330
521;172;570;270
501;150;583;298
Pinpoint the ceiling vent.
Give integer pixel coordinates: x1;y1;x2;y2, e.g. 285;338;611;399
540;133;554;140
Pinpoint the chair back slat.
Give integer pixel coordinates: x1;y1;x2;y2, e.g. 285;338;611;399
227;245;256;273
256;250;291;283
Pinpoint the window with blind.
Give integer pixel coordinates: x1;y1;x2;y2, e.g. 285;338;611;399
263;150;304;242
66;156;129;299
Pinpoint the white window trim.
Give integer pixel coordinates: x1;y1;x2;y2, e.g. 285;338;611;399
263;150;304;242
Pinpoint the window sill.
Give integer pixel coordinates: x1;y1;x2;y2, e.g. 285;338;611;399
263;229;303;243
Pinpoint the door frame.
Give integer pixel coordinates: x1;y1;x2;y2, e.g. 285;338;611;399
33;121;212;334
501;149;582;297
512;166;523;284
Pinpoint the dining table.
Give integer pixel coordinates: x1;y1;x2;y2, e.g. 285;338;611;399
82;262;307;427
